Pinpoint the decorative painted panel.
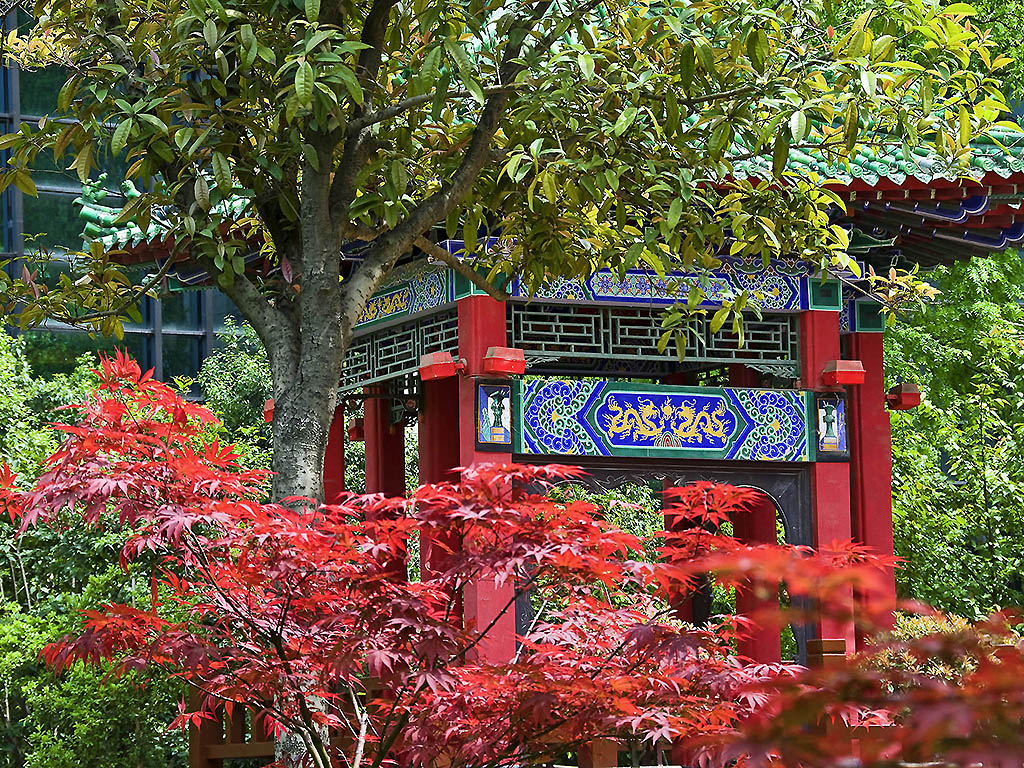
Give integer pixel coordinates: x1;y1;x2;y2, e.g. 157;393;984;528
355;263;455;329
477;382;513;451
814;394;849;460
515;378;815;462
510;257;825;312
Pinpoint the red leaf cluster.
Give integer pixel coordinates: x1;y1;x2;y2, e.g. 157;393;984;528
9;353;1009;768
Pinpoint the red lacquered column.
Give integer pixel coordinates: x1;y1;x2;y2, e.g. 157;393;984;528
418;376;462;581
800;310;855;652
323;403;346;504
458;295;516;663
847;331;896;635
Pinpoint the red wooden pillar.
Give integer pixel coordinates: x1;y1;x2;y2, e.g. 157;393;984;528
458;295;516;663
800;310;856;651
732;494;782;662
365;390;407;580
847;331;896;633
418;377;461;580
324;404;346;504
365;391;406;496
188;690;223;768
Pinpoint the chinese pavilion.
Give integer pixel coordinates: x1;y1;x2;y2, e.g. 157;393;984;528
77;134;1024;764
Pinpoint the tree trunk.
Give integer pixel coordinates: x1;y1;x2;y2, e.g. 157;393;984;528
268;359;341;503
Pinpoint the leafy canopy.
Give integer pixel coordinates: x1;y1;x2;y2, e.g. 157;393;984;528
0;0;1013;339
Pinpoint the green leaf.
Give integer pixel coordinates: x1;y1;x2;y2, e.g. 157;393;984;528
959;104;971;147
203;18;218;48
138;113;168;135
579;52;595;80
240;23;255;49
445;38;473;78
212;151;232;194
843;101;859;150
679;43;695;92
667;197;683;229
694;36;714;72
710;306;730;333
12;169;36;197
194;175;211;211
746;29;766;74
419;46;442;87
336;65;363;106
305;0;320;22
942;2;976;15
772;129;791;177
708;122;732;156
296;61;315;106
72;144;93;182
57;76;81;113
111;120;133;155
466;79;485;106
613;106;638;136
790;110;808;142
389;159;408;193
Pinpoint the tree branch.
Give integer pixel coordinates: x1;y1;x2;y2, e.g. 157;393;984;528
57;246;180;324
344;222;510;302
354;0;401;95
338;2;557;336
349;85;523;133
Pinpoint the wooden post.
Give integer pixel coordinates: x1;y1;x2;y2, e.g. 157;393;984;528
732;493;783;663
188;690;224;768
365;390;406;497
418;376;461;581
800;311;856;651
847;331;896;637
579;738;618;768
458;295;516;663
365;388;408;580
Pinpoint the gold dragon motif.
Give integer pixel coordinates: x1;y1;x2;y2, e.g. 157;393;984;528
602;395;730;445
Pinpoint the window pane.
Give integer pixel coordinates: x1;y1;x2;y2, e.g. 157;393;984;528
161;291;201;330
22;329;150;378
30;151;91;193
162;334;203;380
210;290;241;331
19;65;70;118
23;191;82;252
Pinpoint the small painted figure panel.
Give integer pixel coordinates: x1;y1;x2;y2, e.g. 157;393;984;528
816;395;848;458
477;383;513;449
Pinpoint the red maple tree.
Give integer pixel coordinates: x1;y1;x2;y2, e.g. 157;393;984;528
8;352;1019;768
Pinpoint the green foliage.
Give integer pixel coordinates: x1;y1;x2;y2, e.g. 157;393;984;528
194;318;273;471
887;250;1024;618
0;0;1010;337
861;611;1014;686
0;332;97;480
0;335;186;768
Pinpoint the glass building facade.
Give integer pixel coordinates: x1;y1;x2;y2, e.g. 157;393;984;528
0;10;237;381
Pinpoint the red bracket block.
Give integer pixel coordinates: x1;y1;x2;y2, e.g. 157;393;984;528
822;360;865;387
346;417;365;442
418;351;466;380
482;346;526;377
263;398;274;423
886;383;922;410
